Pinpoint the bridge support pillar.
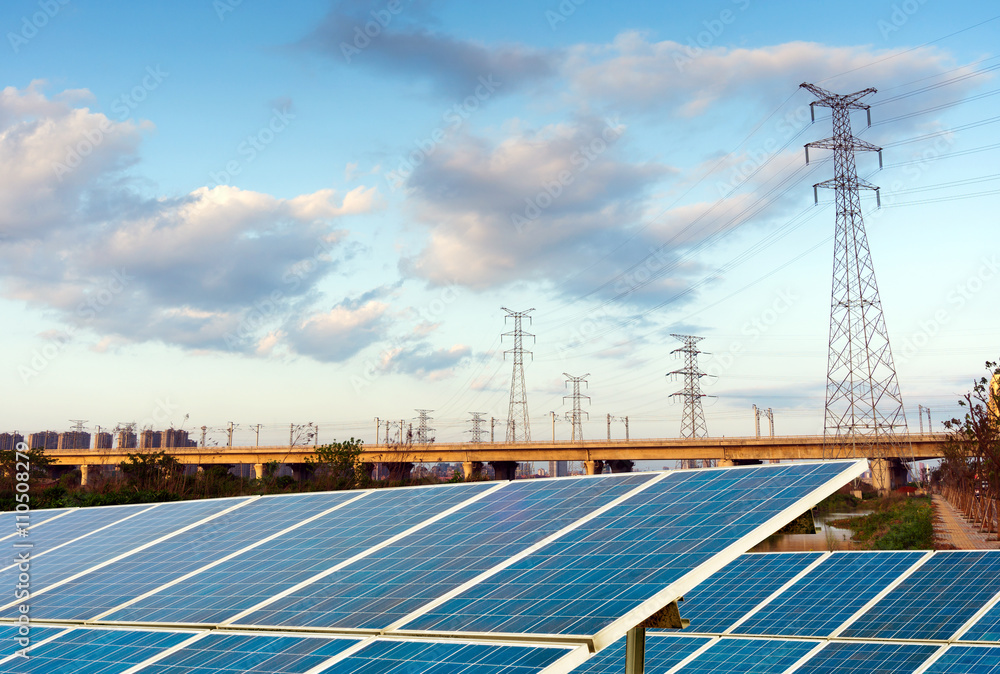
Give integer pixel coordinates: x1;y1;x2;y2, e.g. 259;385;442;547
584;460;605;475
253;463;266;480
80;465;95;486
462;462;484;480
490;461;517;481
383;462;414;482
870;458;909;493
606;460;634;474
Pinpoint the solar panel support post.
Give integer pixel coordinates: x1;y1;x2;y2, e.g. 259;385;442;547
625;625;645;674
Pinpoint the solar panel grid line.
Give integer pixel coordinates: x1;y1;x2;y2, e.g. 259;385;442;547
721;551;834;636
589;459;867;652
0;503;162;573
910;644;956;674
949;584;1000;643
0;625;73;668
86;491;373;623
0;496;257;614
382;471;672;635
777;640;830;674
661;636;721;674
0;508;77;544
298;635;376;674
219;480;511;627
826;550;935;638
117;630;212;674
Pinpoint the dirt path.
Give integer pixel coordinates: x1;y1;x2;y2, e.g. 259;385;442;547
932;494;1000;550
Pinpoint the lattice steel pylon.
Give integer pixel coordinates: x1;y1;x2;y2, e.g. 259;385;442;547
502;307;535;442
668;334;710;447
467;412;488;444
563;373;590;442
801;83;911;486
415;409;434;444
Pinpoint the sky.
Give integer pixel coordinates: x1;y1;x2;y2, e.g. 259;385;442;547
1;0;998;449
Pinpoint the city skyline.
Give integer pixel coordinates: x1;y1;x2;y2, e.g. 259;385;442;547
2;1;998;446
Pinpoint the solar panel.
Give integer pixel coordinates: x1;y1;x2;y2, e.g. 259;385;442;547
0;497;252;605
98;481;496;625
22;491;363;620
657;552;822;634
130;631;360;673
959;595;1000;643
669;637;817;674
398;462;859;640
0;624;66;657
789;642;942;674
0;507;74;542
0;627;195;673
924;645;1000;674
228;473;657;630
840;551;1000;641
316;638;582;674
731;551;928;637
569;634;710;673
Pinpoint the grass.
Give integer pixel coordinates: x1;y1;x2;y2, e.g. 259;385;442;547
827;494;934;550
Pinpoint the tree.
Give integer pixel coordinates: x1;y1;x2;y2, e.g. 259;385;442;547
0;446;54;493
118;450;182;490
307;438;365;488
943;360;1000;505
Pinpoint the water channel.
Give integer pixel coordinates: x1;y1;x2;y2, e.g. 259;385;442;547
751;509;871;552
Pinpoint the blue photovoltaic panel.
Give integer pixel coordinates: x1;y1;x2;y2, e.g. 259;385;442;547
669;637;816;674
404;462;855;636
732;551;928;637
2;504;156;567
233;473;656;630
960;598;1000;642
842;551;1000;641
924;645;1000;673
795;642;941;674
0;624;66;657
0;508;72;536
101;481;495;625
316;639;574;674
570;635;710;673
0;628;193;673
22;491;361;620
656;552;822;634
132;632;359;673
0;497;250;607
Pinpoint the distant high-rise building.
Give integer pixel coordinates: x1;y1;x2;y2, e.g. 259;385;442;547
161;428;191;448
0;433;25;451
93;432;113;450
116;430;137;449
58;431;91;450
28;431;58;449
547;460;569;478
138;430;161;450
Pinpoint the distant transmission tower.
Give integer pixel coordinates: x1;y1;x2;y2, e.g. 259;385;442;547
668;334;711;469
562;373;590;442
467;412;488;443
415;409;435;444
502;307;535;442
801;83;911;479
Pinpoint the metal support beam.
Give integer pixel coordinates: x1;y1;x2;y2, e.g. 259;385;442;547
625;626;645;674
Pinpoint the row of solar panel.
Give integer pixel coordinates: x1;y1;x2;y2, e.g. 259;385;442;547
3;624;999;674
654;550;1000;643
0;462;859;642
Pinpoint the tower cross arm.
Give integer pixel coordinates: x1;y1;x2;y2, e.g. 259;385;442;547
800;82;877;109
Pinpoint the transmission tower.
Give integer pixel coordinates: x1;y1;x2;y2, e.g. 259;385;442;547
467;412;488;443
415;409;435;444
562;373;590;442
502;307;535;442
801;83;911;477
668;334;711;469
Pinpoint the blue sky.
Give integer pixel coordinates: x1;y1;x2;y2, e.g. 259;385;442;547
2;0;998;447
